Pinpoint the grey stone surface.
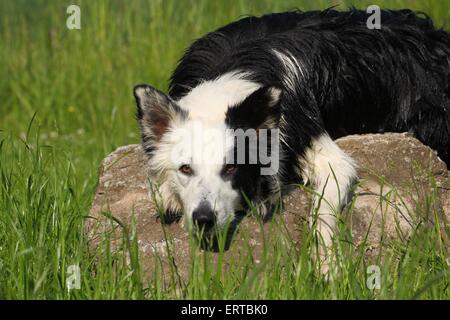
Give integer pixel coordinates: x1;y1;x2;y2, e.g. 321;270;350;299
86;133;449;279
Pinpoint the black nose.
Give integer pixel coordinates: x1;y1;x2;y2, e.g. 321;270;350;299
192;203;215;230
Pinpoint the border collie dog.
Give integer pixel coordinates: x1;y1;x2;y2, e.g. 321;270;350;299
134;9;450;252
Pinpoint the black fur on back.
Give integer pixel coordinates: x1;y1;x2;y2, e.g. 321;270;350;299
168;9;450;189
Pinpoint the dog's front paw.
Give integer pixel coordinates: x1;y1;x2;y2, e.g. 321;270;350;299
258;200;281;222
156;209;183;224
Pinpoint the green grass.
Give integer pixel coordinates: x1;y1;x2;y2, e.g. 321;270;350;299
0;0;449;299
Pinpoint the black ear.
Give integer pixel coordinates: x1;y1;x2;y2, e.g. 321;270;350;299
134;85;188;149
225;86;282;129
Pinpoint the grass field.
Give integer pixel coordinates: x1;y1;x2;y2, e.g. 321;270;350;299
0;0;449;299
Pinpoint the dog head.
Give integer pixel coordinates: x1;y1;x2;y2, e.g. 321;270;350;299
134;81;282;238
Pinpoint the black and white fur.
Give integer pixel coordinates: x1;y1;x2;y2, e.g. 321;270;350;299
134;9;450;254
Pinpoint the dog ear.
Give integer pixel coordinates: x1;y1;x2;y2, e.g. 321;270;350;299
225;86;282;129
134;85;188;147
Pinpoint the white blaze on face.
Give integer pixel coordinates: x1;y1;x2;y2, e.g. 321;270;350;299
162;120;240;229
177;71;261;124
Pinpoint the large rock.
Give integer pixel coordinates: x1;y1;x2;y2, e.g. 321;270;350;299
86;133;449;280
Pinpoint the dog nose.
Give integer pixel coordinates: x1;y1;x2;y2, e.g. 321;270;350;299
192;203;215;230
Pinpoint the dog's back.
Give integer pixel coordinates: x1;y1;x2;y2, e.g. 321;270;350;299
170;9;450;164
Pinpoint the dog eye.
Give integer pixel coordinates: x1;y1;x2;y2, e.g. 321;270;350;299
224;164;237;175
179;164;193;176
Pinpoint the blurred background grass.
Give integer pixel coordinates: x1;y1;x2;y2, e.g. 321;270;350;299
0;0;449;299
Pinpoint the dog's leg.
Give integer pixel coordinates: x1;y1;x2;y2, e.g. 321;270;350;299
301;134;357;273
148;178;184;224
